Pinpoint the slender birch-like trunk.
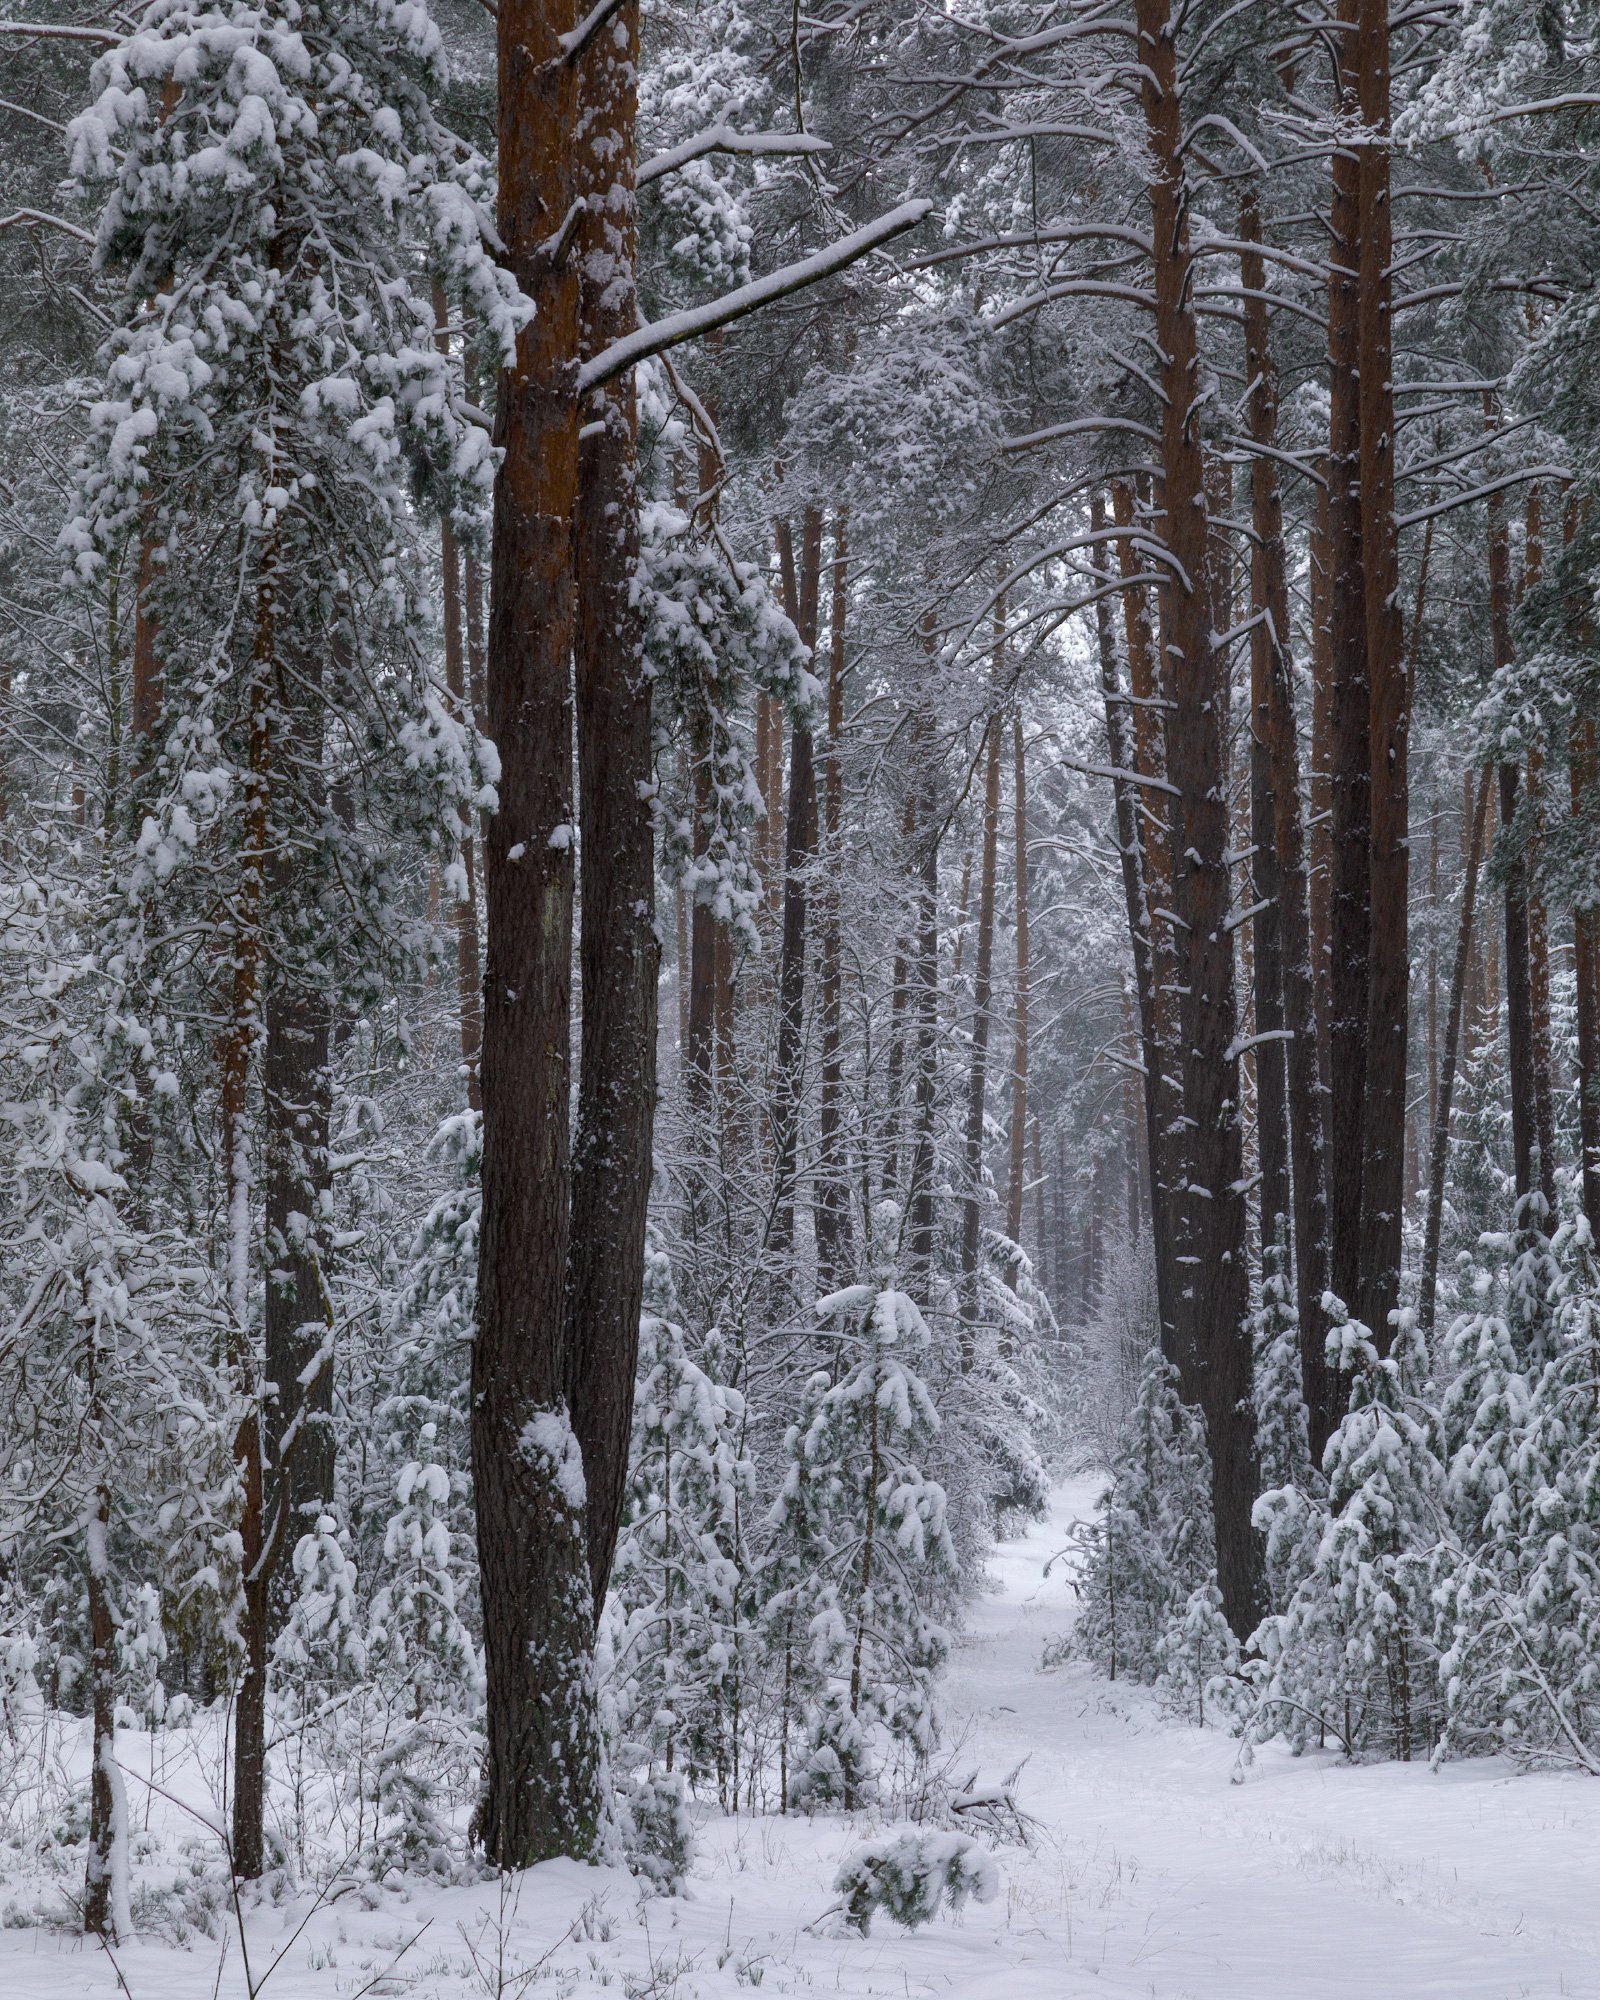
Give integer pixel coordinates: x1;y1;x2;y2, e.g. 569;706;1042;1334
1419;771;1492;1337
1006;710;1031;1249
434;288;484;1113
960;706;1003;1352
770;509;822;1258
815;512;852;1287
1489;483;1541;1207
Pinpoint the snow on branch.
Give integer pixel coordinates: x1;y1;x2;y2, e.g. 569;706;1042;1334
638;126;831;186
558;0;629;62
0;19;120;42
1002;415;1161;454
0;209;94;245
577;198;933;392
1397;464;1571;530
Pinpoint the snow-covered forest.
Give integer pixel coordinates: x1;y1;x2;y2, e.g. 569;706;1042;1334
2;0;1600;1987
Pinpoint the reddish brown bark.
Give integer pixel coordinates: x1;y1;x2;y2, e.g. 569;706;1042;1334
1239;194;1334;1458
1108;479;1181;1358
1354;0;1411;1346
1309;475;1334;1100
1136;0;1261;1635
1325;7;1370;1332
473;0;606;1865
567;0;660;1607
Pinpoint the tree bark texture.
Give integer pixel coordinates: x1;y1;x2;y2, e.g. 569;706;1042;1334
1239;197;1334;1458
1418;770;1491;1338
1488;486;1542;1210
262;638;335;1619
1354;0;1410;1347
436;287;484;1114
227;540;276;1884
84;1478;119;1937
474;0;606;1866
1325;7;1370;1336
1136;0;1262;1637
567;0;660;1609
1309;475;1334;1102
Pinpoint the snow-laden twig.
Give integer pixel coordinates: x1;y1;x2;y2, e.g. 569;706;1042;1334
638;125;831;185
577;199;933;391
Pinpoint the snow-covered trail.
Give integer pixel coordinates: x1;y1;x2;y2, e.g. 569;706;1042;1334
7;1479;1600;1999
936;1475;1600;1998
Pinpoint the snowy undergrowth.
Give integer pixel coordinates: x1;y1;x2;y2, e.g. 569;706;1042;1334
4;1486;1600;1998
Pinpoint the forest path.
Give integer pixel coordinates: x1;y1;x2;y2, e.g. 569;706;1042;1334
931;1474;1600;1998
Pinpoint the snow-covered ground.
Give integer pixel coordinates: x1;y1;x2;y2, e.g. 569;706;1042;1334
7;1477;1600;1998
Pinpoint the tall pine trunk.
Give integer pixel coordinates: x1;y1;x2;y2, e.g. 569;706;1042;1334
435;286;483;1112
567;2;660;1608
1137;0;1261;1636
1325;4;1370;1336
1091;490;1176;1352
262;637;334;1625
1488;481;1542;1209
473;0;606;1865
1354;0;1410;1346
1109;479;1181;1360
1239;195;1334;1456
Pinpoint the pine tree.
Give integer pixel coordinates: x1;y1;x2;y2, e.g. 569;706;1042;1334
1073;1352;1213;1686
1253;1300;1446;1759
766;1203;956;1809
602;1237;753;1811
